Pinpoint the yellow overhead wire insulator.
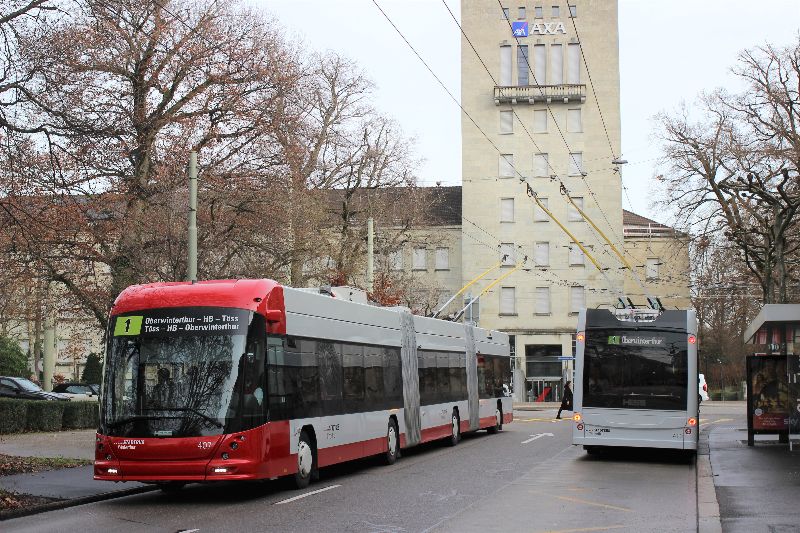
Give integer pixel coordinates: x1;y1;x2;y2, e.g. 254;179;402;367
455;258;527;322
527;184;604;272
559;186;657;307
561;189;634;272
432;255;507;318
525;183;621;298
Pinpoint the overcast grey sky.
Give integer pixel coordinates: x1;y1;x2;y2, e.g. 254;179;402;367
256;0;799;222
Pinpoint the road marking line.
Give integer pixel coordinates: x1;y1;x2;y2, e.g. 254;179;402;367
521;432;554;444
531;491;633;513
274;484;341;505
542;526;626;533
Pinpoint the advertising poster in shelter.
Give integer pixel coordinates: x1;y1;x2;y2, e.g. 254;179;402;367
748;355;788;431
789;354;800;442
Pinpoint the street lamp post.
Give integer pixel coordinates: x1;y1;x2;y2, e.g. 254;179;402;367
717;358;725;402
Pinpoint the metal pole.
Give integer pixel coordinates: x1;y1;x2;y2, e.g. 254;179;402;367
367;217;374;292
42;283;56;392
187;152;198;283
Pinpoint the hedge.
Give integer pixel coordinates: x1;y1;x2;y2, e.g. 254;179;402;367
0;399;27;433
62;401;100;429
25;400;66;432
0;398;99;434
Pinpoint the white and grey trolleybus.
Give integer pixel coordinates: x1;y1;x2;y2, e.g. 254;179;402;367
572;307;699;454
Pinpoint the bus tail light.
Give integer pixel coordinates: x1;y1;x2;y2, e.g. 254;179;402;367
576;332;585;342
573;412;582;422
688;334;697;344
687;417;697;427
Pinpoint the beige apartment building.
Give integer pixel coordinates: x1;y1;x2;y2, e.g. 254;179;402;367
459;0;624;401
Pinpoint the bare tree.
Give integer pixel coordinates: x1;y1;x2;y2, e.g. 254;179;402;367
0;0;301;328
656;37;800;303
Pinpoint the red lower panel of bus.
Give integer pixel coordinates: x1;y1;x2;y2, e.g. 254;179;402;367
420;423;453;443
94;421;294;482
94;413;513;484
317;436;388;468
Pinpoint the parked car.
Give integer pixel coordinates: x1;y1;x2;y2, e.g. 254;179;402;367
0;376;71;401
699;373;709;402
51;382;100;401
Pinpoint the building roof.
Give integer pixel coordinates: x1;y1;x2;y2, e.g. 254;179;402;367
623;209;682;238
321;185;462;227
623;210;672;229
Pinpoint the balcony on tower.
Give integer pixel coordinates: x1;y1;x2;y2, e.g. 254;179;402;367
494;84;586;105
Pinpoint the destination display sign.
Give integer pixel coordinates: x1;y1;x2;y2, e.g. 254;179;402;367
608;335;664;346
113;307;250;337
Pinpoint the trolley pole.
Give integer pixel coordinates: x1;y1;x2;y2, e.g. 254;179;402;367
187;152;198;283
367;217;374;292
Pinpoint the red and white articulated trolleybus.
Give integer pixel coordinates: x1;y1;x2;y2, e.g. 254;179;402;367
95;279;512;491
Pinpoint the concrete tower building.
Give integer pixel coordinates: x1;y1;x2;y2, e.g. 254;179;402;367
460;1;623;401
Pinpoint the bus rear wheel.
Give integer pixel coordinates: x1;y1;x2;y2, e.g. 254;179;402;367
384;419;400;465
293;430;315;489
487;407;502;434
448;411;460;446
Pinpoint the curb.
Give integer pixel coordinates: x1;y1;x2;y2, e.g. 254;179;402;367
0;485;157;521
696;429;722;533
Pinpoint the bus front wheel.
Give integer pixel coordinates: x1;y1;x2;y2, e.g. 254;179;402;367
293;430;315;489
487;407;502;434
384;419;400;465
448;411;461;446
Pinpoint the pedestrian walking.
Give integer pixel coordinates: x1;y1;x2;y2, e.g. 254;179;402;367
556;381;573;419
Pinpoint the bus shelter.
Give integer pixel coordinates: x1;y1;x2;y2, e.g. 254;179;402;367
743;304;800;449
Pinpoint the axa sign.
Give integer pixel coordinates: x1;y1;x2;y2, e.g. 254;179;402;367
512;21;567;37
511;21;528;37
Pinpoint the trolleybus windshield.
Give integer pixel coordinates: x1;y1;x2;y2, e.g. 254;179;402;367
102;307;266;438
583;328;688;410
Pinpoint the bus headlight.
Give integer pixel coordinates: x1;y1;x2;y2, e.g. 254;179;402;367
687;417;697;427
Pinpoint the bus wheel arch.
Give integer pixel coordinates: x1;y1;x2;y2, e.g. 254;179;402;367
293;427;318;489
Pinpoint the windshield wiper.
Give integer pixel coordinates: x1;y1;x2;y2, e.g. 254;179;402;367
106;415;164;429
144;407;223;428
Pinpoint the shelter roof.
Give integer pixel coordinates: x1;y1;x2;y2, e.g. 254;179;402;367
743;304;800;343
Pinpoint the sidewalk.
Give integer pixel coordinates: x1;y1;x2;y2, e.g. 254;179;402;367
0;429;151;519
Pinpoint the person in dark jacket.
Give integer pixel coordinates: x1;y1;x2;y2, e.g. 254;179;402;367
556;381;573;419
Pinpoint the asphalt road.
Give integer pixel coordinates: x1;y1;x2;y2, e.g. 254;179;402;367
4;408;701;533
